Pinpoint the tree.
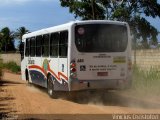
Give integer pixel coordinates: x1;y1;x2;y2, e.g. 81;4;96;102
1;27;15;52
0;32;3;51
15;27;29;41
60;0;160;48
14;27;29;51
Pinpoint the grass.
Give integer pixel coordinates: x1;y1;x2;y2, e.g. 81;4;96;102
131;65;160;96
0;58;3;79
0;59;20;74
3;61;21;73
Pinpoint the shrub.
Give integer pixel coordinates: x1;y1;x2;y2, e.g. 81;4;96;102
0;58;3;80
132;65;160;96
3;61;21;73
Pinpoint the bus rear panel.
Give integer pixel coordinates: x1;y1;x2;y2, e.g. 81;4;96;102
69;21;132;91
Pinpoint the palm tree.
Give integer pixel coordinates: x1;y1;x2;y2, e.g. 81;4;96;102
15;27;29;52
15;27;29;41
1;27;15;52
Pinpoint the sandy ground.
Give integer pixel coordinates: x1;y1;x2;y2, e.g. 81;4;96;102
1;72;160;120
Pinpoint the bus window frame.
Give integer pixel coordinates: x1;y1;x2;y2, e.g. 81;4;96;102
36;35;42;57
30;37;36;57
50;32;59;58
59;30;68;58
25;38;30;57
42;34;50;57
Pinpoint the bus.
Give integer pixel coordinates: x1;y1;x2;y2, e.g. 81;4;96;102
21;20;132;98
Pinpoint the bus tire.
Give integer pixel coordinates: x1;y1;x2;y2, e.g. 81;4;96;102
25;70;29;83
25;69;32;86
47;75;58;99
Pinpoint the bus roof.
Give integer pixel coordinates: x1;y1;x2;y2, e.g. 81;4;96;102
22;20;127;41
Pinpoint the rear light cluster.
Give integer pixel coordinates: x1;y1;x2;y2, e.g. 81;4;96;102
128;58;132;70
70;60;77;78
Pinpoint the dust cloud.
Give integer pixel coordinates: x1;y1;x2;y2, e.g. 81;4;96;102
68;90;160;110
26;83;160;111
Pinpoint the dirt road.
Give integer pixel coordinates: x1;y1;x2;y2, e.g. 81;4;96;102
1;72;160;120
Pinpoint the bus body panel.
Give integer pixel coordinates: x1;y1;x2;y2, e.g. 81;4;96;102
75;53;128;80
48;57;69;91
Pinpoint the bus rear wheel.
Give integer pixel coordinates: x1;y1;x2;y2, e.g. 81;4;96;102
47;75;57;99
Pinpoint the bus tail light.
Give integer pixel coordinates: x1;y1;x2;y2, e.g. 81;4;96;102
128;59;132;70
70;60;77;78
71;63;76;68
71;68;76;72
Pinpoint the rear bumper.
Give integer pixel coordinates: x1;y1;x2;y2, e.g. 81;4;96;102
69;78;131;91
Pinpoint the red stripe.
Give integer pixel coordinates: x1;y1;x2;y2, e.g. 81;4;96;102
48;66;68;81
29;65;68;81
29;65;46;75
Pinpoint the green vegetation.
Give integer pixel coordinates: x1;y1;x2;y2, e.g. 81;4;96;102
0;61;2;80
0;60;20;74
0;26;29;52
132;65;160;96
4;62;21;73
60;0;160;48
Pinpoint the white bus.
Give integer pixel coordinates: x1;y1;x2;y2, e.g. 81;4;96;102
21;20;132;98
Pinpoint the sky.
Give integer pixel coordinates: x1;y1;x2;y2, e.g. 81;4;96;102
0;0;160;40
0;0;75;31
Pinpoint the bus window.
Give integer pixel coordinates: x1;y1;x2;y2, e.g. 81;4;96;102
20;42;24;54
75;24;128;52
30;37;36;57
42;34;49;57
50;32;59;57
36;35;42;57
20;42;24;60
59;31;68;57
25;38;30;57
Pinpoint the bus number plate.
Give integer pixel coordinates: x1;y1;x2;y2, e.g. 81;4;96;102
97;72;108;76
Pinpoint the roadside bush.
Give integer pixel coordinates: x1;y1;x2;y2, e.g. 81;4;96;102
3;61;21;73
0;58;3;80
132;65;160;95
0;67;2;80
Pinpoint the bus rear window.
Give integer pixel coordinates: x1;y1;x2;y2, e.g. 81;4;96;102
75;24;128;52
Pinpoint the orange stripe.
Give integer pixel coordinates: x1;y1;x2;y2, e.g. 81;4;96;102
48;66;68;81
29;65;47;75
29;65;68;81
58;72;68;80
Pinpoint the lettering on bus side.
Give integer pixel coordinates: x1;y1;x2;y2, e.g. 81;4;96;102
77;59;84;63
28;58;35;64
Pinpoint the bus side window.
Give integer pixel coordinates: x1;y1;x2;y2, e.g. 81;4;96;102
25;38;30;57
30;37;36;57
42;34;49;57
36;35;42;57
59;31;68;57
50;32;59;57
20;42;24;54
20;42;24;60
